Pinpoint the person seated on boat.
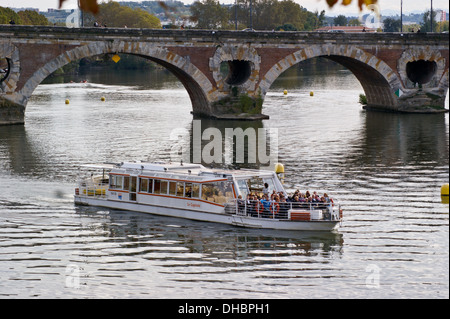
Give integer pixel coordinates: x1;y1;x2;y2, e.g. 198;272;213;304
237;195;246;214
298;193;306;203
291;195;302;208
278;196;289;219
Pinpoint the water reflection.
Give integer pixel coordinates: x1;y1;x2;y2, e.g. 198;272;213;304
348;112;449;167
76;206;344;267
0;125;41;176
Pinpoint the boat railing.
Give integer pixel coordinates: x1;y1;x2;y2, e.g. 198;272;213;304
75;177;109;198
225;199;341;221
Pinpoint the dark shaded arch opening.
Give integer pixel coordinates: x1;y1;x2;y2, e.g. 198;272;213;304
0;58;11;83
323;55;396;108
221;60;252;86
406;60;437;85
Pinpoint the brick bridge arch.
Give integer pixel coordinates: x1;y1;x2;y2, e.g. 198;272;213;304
258;44;402;109
18;41;215;118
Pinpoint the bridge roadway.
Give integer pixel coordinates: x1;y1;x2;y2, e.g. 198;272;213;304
1;25;449;124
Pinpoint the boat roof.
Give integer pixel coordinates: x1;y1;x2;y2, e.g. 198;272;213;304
81;161;276;180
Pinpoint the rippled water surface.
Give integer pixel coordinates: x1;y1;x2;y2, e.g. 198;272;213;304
0;65;448;298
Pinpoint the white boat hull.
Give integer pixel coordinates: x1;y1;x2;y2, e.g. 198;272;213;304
74;195;340;231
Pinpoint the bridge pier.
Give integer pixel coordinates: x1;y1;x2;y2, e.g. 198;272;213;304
0;97;25;125
363;88;449;113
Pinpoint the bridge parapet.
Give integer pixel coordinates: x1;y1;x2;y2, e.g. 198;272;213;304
1;26;448;125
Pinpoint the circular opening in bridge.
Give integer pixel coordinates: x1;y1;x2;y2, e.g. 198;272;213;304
0;58;11;83
221;60;252;86
406;60;437;85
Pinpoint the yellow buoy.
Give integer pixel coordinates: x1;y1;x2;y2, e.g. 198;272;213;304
101;96;106;101
442;183;449;204
441;183;449;196
283;90;288;95
65;99;70;104
310;91;314;96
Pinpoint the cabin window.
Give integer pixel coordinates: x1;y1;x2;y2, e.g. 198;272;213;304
140;178;148;193
237;179;249;198
130;177;137;193
160;180;168;195
176;182;184;197
123;177;130;191
201;184;211;201
110;175;124;190
192;183;200;198
184;183;192;197
201;181;234;204
169;182;177;196
248;177;264;194
154;180;161;194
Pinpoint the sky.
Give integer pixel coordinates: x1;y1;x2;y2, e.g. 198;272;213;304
1;0;449;16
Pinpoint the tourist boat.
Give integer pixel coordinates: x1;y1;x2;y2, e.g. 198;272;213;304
74;162;342;231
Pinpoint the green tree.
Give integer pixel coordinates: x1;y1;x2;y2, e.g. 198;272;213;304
333;14;347;26
230;0;311;31
420;10;436;32
18;10;49;25
436;21;449;32
0;6;21;24
190;0;231;29
348;18;361;26
383;17;401;32
85;1;161;28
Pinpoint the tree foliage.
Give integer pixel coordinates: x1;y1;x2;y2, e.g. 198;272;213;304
0;7;20;24
0;7;49;25
18;10;50;25
333;15;348;26
84;1;161;28
192;0;326;31
190;0;230;29
383;17;401;32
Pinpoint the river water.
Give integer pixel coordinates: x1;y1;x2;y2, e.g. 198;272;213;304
0;61;448;299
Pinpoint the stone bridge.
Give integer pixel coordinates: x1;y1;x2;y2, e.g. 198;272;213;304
0;25;448;125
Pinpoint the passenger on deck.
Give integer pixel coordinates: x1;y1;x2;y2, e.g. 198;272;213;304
260;194;271;217
237;195;245;214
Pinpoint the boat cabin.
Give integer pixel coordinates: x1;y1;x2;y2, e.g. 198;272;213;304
77;162;285;208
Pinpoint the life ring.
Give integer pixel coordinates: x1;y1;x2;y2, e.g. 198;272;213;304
254;201;264;214
270;202;280;214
